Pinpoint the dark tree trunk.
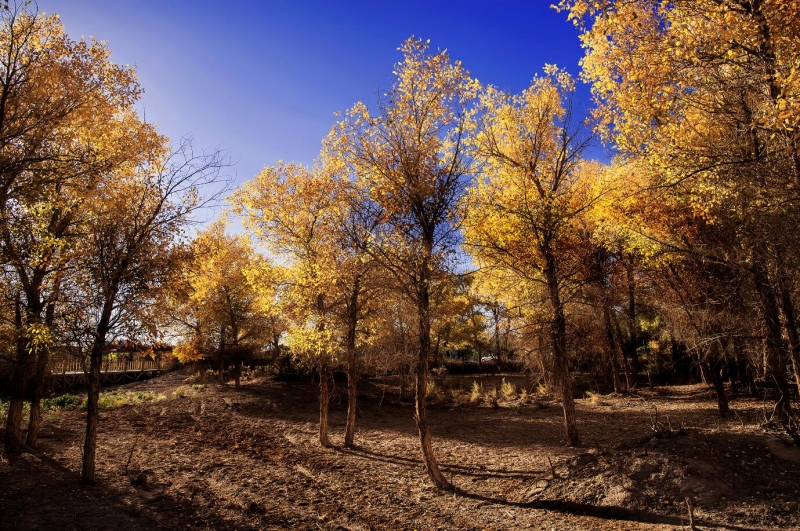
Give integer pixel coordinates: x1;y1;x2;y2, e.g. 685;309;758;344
624;261;640;377
318;361;332;448
4;296;39;453
25;346;50;449
218;334;225;385
27;295;59;449
612;315;631;391
752;261;792;419
81;297;114;485
603;292;622;394
545;253;579;446
704;343;729;415
344;282;360;447
778;277;800;391
4;315;29;453
234;358;242;388
81;340;104;484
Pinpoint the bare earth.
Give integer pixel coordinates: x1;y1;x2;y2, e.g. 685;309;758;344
2;370;800;530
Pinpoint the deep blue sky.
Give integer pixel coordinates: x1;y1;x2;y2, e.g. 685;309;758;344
40;1;591;192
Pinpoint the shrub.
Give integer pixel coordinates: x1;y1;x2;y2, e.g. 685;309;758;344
173;386;190;398
585;390;603;406
42;394;81;410
500;378;517;400
425;381;441;399
485;387;499;408
81;390;166;410
469;381;482;404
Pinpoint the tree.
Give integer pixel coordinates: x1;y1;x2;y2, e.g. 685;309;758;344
557;0;800;418
234;161;342;447
171;221;279;388
78;139;227;484
0;5;156;453
329;37;477;488
326;175;383;447
462;69;597;446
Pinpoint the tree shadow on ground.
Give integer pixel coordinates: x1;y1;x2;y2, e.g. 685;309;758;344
338;444;546;480
335;445;766;531
0;449;253;531
451;489;762;531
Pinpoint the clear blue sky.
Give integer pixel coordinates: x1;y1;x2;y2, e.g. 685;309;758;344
40;1;591;192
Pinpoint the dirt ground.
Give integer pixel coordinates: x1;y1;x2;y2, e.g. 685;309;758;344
2;369;800;531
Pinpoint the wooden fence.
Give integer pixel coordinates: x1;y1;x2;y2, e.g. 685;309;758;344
48;356;169;375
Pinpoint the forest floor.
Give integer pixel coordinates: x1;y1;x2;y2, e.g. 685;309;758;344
2;369;800;531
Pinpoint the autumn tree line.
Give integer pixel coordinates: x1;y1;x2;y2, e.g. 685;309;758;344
2;1;800;490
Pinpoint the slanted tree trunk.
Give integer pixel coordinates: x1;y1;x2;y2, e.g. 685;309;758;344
545;252;579;446
414;256;451;489
318;361;332;448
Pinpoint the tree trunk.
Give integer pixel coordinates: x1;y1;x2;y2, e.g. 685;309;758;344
234;358;242;388
4;346;30;454
545;253;579;446
318;361;332;448
752;260;792;419
81;339;104;485
4;322;30;453
707;363;729;415
778;277;800;391
612;315;631;391
414;258;451;489
698;356;710;385
218;339;225;385
624;261;640;377
704;344;729;415
344;285;360;447
81;296;115;485
25;345;51;449
603;292;622;394
27;291;59;449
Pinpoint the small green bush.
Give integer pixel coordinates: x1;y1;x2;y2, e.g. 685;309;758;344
81;390;166;410
42;394;81;410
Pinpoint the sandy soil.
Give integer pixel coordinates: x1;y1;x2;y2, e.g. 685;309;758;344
2;369;799;530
